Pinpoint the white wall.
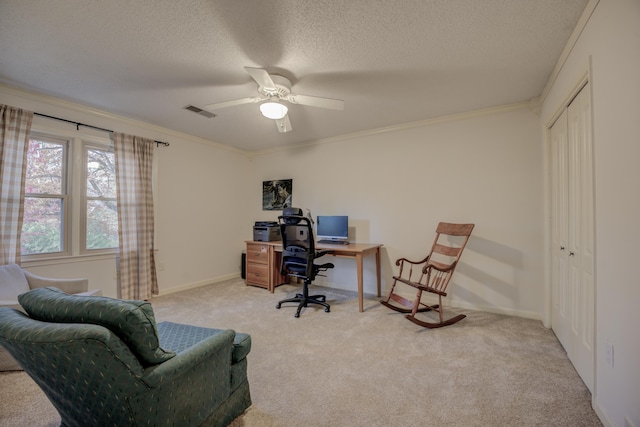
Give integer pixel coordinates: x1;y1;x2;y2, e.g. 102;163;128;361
540;0;640;425
153;134;253;294
0;85;253;297
249;105;544;318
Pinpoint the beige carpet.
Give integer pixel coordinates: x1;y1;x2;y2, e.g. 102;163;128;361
0;278;602;426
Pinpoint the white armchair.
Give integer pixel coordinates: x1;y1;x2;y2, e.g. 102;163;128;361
0;264;100;371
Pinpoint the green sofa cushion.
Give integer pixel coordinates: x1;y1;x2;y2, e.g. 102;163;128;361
157;321;251;363
18;287;175;366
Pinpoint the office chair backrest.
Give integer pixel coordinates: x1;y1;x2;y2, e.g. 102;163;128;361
282;207;303;217
278;210;316;280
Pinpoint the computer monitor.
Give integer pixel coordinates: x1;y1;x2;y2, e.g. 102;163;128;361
316;215;349;244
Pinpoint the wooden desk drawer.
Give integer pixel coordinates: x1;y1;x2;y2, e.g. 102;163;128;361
246;244;270;264
246;263;269;287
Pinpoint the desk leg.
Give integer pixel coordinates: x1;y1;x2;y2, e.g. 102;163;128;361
375;247;381;297
356;253;364;312
271;247;288;293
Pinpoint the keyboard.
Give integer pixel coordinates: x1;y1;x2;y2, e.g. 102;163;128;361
317;240;350;245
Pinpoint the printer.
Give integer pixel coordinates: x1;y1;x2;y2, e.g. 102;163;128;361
253;221;281;241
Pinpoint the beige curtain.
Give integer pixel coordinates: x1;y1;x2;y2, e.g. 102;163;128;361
0;105;33;265
113;132;158;300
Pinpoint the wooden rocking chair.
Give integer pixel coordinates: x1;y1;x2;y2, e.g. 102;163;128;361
381;222;474;328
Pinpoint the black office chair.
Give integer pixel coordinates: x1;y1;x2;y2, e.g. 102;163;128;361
276;207;334;318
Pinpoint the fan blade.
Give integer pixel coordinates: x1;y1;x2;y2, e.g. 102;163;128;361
244;67;277;91
202;96;263;110
275;115;292;133
286;93;344;110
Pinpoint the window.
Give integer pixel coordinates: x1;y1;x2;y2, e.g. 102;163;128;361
21;136;68;256
21;133;119;258
83;145;119;251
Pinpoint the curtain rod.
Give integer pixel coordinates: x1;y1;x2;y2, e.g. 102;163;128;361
33;112;170;147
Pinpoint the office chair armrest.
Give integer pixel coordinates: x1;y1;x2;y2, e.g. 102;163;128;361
315;250;334;258
316;262;334;271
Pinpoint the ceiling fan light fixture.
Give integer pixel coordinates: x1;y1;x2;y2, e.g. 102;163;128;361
260;101;288;120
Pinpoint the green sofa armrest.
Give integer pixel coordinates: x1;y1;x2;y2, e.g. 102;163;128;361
142;329;235;388
132;329;236;426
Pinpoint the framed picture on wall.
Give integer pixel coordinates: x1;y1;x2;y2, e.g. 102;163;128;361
263;179;293;210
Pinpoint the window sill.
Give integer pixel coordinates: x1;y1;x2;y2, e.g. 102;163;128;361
21;252;118;268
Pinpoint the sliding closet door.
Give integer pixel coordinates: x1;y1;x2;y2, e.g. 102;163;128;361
551;109;570;349
550;82;594;392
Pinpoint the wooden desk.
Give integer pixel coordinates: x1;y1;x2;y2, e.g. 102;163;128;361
245;241;383;312
245;241;287;292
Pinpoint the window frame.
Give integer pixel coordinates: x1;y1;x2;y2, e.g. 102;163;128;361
21;125;119;262
80;142;119;255
21;133;72;258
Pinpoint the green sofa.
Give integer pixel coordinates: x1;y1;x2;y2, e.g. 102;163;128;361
0;287;251;427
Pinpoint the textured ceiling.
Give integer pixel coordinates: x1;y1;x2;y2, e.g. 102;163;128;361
0;0;589;152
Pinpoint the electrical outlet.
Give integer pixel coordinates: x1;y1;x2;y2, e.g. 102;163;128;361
605;340;614;368
158;262;165;271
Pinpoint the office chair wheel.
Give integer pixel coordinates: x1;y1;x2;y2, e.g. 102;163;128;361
325;307;330;313
276;303;281;309
294;312;300;318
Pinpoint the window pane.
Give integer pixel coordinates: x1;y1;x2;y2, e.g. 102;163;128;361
21;197;63;254
87;148;116;198
86;200;119;250
25;139;64;195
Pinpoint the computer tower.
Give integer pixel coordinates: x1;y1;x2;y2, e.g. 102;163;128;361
241;251;246;279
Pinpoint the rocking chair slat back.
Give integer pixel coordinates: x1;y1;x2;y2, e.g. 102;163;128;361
436;222;475;236
432;243;462;257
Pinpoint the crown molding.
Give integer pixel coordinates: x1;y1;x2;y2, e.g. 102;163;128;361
250;101;532;157
0;83;249;156
1;83;531;159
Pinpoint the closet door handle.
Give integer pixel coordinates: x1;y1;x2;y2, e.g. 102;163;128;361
569;251;575;256
560;246;565;251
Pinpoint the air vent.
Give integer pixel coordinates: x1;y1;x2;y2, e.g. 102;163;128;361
184;105;216;118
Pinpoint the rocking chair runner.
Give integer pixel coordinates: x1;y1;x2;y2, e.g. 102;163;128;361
381;222;474;328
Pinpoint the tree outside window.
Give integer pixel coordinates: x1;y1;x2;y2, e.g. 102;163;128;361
21;137;66;255
85;146;119;250
21;135;119;257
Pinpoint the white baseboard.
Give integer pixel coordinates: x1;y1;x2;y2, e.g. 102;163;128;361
451;300;542;322
593;396;614;427
319;280;543;322
158;275;542;322
155;273;240;296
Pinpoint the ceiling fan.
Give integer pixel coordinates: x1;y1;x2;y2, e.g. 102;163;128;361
201;67;344;133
